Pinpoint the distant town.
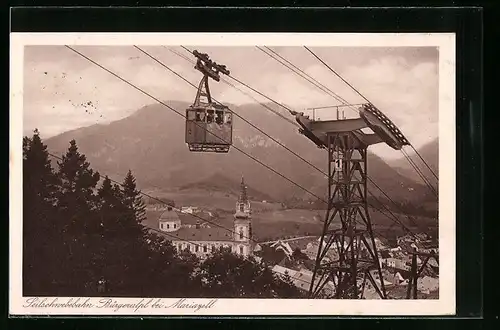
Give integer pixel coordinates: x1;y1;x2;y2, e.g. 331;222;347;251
145;177;439;299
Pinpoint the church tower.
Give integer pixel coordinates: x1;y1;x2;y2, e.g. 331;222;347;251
234;176;253;256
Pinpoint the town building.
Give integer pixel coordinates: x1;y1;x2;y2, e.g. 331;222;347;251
155;176;254;259
269;240;294;258
180;206;199;214
271;264;334;295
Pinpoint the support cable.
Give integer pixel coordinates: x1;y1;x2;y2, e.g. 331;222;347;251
167;47;300;128
257;46;352;111
254;45;438;199
45;152;357;291
402;149;438;197
303;46;439;193
180;46;299;120
156;46;423;238
135;46;323;176
64;45;420;255
251;46;436;225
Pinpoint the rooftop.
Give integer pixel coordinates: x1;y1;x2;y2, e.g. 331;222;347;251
272;265;335;293
150;226;234;242
159;208;181;222
178;212;212;225
380;250;391;259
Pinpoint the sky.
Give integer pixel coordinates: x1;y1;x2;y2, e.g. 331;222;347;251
23;45;439;160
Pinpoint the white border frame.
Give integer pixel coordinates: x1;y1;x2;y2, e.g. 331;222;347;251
9;32;456;316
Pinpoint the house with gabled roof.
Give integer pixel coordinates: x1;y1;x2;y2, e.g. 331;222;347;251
150;176;256;259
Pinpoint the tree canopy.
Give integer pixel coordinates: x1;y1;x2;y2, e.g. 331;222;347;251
198;249;302;298
22;130;303;298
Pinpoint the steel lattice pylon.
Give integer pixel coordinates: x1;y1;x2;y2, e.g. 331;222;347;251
308;132;387;299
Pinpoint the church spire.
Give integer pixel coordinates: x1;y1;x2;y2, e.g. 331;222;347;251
238;176;248;203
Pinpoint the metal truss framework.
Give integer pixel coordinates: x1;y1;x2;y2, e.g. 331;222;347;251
309;132;387;299
188;143;230;153
406;250;439;299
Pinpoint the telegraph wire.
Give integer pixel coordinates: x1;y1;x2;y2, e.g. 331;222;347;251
63;45;405;249
171;46;433;289
47;150;259;245
63;45;334;245
280;46;438;196
408;144;438;182
303;46;439;195
367;191;422;240
303;46;367;104
401;153;437;197
182;45;436;201
307;104;365;110
407;146;439;182
167;47;299;128
173;46;424;238
150;46;422;238
257;46;438;203
262;46;356;110
367;176;429;231
135;46;325;177
167;46;298;128
65;45;325;205
185;44;435;204
257;46;347;107
47;152;319;290
258;46;360;115
180;46;300;121
46;150;394;288
376;55;439;183
45;154;206;249
264;46;437;198
244;46;433;230
402;149;438;197
46;48;412;296
147;222;203;249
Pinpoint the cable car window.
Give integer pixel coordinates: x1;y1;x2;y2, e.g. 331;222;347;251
206;110;214;124
185;50;232;153
187;110;196;121
215;111;223;124
196;111;206;122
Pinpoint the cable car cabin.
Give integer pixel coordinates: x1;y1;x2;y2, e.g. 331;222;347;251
185;103;233;153
185;50;232;153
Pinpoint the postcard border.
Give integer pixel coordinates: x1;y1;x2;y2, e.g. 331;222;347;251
10;32;456;316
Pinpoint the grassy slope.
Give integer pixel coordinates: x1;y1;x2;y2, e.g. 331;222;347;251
143;190;436;243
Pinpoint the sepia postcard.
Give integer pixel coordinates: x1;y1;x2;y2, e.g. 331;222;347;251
10;32;455;316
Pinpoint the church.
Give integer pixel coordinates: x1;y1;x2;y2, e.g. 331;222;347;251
156;177;254;259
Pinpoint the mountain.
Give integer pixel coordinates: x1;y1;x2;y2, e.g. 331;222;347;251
388;138;438;185
44;101;431;204
178;173;276;202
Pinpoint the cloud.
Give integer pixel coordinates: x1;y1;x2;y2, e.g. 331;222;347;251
23;46;438;160
340;55;439;158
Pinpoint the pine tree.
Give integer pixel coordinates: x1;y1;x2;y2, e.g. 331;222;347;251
199;249;303;298
23;136;204;297
23;130;58;204
92;171;155;295
22;129;60;295
138;234;199;297
97;176;127;236
55;139;101;293
56;140;101;233
122;170;146;224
